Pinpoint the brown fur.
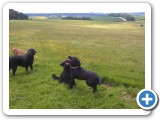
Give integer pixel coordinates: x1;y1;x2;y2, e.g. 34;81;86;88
12;48;24;56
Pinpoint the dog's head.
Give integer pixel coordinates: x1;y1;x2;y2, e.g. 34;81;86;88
67;56;81;68
27;49;36;56
60;60;71;69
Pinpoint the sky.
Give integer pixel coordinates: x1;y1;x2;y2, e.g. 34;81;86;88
7;3;147;13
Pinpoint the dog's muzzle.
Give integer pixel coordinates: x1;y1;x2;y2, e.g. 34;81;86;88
66;58;72;62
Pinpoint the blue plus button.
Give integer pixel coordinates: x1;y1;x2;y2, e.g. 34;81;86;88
137;89;158;110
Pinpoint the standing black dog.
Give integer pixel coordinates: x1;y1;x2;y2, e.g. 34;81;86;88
52;60;76;86
67;56;102;93
52;60;70;84
9;49;36;75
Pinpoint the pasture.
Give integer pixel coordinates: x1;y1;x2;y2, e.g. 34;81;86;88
9;18;145;109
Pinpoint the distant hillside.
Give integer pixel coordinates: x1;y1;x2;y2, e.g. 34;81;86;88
26;13;107;18
26;12;145;22
26;12;145;18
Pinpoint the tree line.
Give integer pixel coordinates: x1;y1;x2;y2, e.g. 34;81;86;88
9;9;29;20
109;13;135;21
61;16;92;20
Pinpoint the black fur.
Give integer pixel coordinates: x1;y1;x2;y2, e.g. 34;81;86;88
68;56;102;93
9;49;36;75
52;61;71;84
52;60;77;86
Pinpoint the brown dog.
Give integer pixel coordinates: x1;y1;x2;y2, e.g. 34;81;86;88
12;48;24;56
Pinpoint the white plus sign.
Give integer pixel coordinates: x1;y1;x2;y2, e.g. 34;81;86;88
142;93;153;105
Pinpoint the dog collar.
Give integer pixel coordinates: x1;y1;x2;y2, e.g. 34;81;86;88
70;66;79;69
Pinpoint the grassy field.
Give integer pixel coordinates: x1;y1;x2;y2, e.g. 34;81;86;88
9;18;145;109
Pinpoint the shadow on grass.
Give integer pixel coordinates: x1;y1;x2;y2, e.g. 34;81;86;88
9;71;32;76
101;76;133;88
101;76;119;87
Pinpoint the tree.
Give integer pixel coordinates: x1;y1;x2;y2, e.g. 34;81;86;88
9;9;29;20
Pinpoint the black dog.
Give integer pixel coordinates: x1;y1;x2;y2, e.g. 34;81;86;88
9;49;36;75
67;56;102;93
52;60;70;84
52;60;76;86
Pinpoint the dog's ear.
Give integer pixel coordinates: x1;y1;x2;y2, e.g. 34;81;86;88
68;56;72;60
60;62;65;66
72;57;81;66
75;57;81;66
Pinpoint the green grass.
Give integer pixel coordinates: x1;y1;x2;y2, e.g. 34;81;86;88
9;19;145;109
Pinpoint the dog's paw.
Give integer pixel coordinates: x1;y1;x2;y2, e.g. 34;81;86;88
52;74;58;80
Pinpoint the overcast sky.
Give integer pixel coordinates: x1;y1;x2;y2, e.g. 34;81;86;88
8;3;147;13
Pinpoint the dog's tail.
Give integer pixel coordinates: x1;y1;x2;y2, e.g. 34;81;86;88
52;74;60;80
98;77;103;85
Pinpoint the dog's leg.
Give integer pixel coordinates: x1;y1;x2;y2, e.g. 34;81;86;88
30;65;33;70
69;73;75;89
59;77;64;83
86;81;98;93
26;66;28;72
65;76;70;85
69;75;76;86
73;80;76;86
52;74;61;81
92;86;98;93
69;75;75;89
12;66;17;75
52;74;65;84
